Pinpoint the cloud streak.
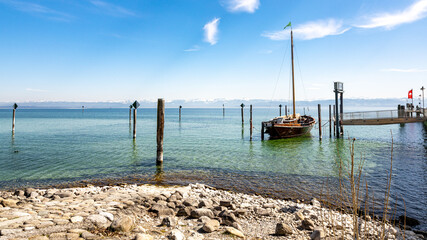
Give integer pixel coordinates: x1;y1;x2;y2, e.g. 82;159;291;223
90;0;136;17
223;0;260;13
381;68;427;73
184;45;201;52
0;0;73;21
262;19;350;41
356;0;427;29
204;18;220;45
26;88;48;92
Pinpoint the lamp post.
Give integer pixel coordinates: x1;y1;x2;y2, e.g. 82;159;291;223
333;82;343;138
421;86;425;110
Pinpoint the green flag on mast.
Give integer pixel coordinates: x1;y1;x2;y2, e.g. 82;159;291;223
284;21;291;30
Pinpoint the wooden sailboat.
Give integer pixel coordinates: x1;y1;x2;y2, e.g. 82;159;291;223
262;27;316;139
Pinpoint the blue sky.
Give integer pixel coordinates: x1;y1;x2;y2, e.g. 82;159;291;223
0;0;426;103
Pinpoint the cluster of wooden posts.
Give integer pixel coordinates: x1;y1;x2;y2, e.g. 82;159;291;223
237;103;343;141
129;99;165;166
10;101;343;163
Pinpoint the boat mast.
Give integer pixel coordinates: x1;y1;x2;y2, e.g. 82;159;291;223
291;30;296;118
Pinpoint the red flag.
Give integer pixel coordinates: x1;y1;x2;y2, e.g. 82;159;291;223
408;89;413;99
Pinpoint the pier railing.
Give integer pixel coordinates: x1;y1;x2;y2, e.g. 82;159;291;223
342;109;425;121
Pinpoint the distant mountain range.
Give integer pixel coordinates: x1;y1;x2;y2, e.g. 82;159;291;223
0;98;415;110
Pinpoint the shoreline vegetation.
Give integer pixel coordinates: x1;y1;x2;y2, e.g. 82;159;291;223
0;183;423;240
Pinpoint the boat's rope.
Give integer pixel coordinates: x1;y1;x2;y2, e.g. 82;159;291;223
266;40;290;118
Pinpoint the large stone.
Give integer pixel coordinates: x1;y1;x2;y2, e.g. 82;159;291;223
81;231;99;239
30;236;49;240
160;216;176;227
310;227;325;240
99;211;114;221
256;208;271;216
111;215;134;232
0;215;32;228
158;208;175;216
55;192;73;198
295;211;305;221
202;219;220;233
70;216;84;223
0;228;22;235
198;200;213;209
87;214;110;229
220;200;232;207
183;198;198;207
311;198;321;208
301;219;315;230
1;199;18;207
168;229;185;240
150;204;174;216
24;188;36;197
191;208;214;219
135;233;154;240
219;210;237;224
275;223;293;236
225;227;244;238
53;218;69;225
14;190;25;197
176;207;194;217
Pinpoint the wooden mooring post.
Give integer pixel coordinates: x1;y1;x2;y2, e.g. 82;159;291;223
333;104;336;136
131;101;140;139
250;105;253;141
129;105;132;123
12;103;17;134
223;104;225;117
179;105;182;121
318;104;322;140
329;105;332;138
240;103;245;124
133;108;137;139
261;123;264;140
157;98;165;165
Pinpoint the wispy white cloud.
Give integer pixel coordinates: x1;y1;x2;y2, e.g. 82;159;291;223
204;18;220;45
356;0;427;29
0;0;73;21
184;45;201;52
223;0;260;13
381;68;427;73
262;19;350;41
258;49;272;54
26;88;48;92
90;0;136;17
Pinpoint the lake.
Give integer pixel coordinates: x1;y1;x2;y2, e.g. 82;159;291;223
0;107;425;231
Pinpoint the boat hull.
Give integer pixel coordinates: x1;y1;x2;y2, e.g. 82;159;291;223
263;115;316;139
265;124;314;139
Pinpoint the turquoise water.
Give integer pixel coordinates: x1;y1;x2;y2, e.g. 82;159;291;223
0;108;425;230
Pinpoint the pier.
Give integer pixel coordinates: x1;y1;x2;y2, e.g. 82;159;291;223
341;109;427;125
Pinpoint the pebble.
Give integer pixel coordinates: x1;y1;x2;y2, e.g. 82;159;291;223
225;226;245;238
275;222;293;235
168;229;185;240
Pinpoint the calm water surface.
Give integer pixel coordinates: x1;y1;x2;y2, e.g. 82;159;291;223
0;108;425;230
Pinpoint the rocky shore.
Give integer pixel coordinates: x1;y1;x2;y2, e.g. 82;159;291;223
0;183;423;240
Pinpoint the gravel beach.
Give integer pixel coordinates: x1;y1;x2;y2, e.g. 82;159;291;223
0;183;423;240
